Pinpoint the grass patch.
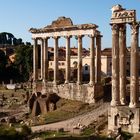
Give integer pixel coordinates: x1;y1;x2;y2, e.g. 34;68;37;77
121;131;133;140
42;99;95;124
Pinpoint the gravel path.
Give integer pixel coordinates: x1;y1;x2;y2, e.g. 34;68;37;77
31;102;109;133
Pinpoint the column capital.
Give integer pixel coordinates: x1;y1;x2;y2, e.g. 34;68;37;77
42;37;50;40
75;35;84;40
131;22;139;35
32;37;37;40
111;24;119;34
119;24;126;31
64;35;72;39
88;35;95;38
53;36;60;40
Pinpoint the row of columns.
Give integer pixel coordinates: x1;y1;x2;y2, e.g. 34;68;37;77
33;35;102;93
111;22;139;108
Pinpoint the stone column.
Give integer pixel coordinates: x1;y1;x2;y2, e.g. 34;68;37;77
119;24;127;105
77;35;83;85
33;38;38;93
42;37;49;94
129;23;139;108
95;34;102;84
40;39;44;80
53;36;59;85
65;36;71;84
89;35;95;86
111;24;120;106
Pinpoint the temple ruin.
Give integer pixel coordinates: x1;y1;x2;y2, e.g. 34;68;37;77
108;4;140;133
29;17;103;104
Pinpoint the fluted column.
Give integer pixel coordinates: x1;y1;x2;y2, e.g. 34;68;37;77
95;34;102;84
119;24;127;105
42;37;49;94
89;35;95;86
53;36;59;85
33;38;38;93
77;35;83;85
65;36;71;84
111;24;120;106
129;23;139;108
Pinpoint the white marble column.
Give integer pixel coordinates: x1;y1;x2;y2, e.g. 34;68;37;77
111;24;120;106
129;23;139;108
89;35;95;86
77;35;83;85
42;37;49;94
33;38;38;93
119;24;127;105
95;34;102;84
65;36;71;84
53;36;59;85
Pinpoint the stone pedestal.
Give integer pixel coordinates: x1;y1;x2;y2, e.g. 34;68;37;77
108;106;140;133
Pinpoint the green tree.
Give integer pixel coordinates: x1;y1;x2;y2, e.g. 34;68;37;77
0;50;8;80
14;44;33;82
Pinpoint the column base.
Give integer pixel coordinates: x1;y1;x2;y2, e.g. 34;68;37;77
129;102;137;108
77;81;82;85
65;80;69;84
111;100;120;106
89;81;95;86
120;98;127;105
53;80;58;85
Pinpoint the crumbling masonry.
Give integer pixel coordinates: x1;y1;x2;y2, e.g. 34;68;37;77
29;17;103;104
108;4;140;133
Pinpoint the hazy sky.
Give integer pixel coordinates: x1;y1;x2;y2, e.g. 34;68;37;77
0;0;140;48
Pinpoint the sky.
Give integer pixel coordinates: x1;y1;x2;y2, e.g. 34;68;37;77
0;0;140;49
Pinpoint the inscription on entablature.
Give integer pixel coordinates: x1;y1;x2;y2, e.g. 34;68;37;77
111;10;136;24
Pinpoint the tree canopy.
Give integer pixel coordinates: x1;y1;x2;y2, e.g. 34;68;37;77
0;32;24;45
14;44;33;82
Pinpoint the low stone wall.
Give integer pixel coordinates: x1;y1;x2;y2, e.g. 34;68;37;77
39;83;103;104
